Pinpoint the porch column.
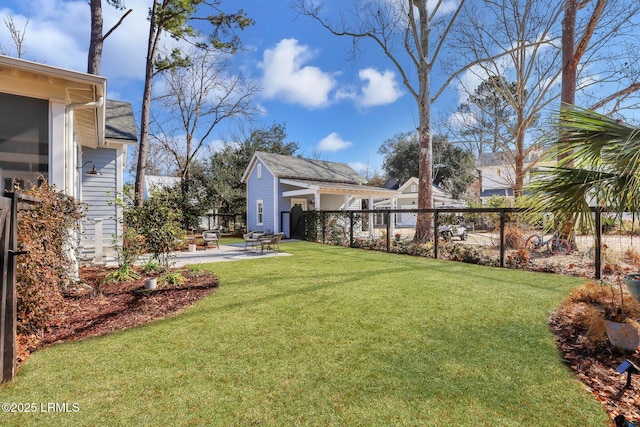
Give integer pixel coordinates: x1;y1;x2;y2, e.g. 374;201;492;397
314;192;320;210
344;194;350;210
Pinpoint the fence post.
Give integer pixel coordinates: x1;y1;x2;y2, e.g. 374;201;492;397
499;210;506;268
349;211;354;247
94;218;104;265
434;210;439;259
385;210;390;252
595;207;602;280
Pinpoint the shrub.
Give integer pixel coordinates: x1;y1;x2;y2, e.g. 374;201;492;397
504;224;525;249
123;191;185;268
15;181;86;332
160;270;186;286
505;249;530;269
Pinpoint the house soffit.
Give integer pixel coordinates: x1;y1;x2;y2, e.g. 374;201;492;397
0;55;106;148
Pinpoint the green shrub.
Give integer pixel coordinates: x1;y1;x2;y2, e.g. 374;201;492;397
103;265;141;284
160;270;186;286
123;191;185;268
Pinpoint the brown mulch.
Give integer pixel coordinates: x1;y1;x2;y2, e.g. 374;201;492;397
550;307;640;425
17;265;218;366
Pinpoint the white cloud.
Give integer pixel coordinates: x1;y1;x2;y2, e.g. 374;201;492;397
317;132;352;152
259;38;336;108
358;68;402;107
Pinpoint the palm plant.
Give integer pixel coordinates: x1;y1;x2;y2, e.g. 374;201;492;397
528;104;640;228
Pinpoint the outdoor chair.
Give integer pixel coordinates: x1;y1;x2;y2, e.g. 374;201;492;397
202;230;220;249
264;232;283;253
243;232;261;251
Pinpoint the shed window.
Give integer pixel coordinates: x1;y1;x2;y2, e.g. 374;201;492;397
410;184;417;193
257;199;264;225
257;163;262;179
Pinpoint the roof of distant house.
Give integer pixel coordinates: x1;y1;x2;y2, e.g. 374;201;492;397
105;99;137;142
243;151;366;184
477;149;543;167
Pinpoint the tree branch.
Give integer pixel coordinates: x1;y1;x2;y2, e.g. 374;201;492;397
103;8;132;41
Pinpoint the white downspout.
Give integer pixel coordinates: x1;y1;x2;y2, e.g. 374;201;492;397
64;96;104;280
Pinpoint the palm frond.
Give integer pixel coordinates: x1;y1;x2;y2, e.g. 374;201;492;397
528;105;640;228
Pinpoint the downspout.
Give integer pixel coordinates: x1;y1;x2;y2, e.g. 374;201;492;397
64;96;104;280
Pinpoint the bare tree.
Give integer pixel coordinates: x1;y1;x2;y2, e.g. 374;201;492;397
88;0;132;75
149;48;257;181
294;0;468;242
1;16;28;57
451;0;565;197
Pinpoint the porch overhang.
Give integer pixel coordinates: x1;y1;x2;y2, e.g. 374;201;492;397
280;179;398;197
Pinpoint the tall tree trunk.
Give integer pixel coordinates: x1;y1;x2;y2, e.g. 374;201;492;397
135;1;161;207
413;0;434;242
88;0;103;74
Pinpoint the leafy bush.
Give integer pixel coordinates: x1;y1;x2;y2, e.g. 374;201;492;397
15;181;86;332
160;270;186;286
123;191;185;268
103;265;141;284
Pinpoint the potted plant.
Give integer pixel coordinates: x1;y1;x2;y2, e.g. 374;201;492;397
560;280;640;351
623;273;640;302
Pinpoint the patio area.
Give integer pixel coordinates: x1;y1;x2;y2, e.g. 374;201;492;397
105;241;294;268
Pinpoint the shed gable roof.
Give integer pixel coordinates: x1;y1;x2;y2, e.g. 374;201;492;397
244;151;366;184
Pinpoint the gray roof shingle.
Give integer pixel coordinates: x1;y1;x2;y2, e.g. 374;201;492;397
105;99;137;142
256;151;366;184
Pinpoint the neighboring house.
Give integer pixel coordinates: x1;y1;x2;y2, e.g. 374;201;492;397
477;148;551;203
144;175;181;200
241;151;397;237
374;177;467;228
0;55;137;260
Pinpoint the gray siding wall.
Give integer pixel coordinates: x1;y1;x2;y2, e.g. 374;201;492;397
81;147;118;245
247;160;276;233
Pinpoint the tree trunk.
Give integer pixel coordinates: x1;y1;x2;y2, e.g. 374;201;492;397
413;0;434;243
135;2;161;207
87;0;103;74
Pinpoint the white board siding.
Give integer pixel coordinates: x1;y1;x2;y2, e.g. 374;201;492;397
81;147;118;244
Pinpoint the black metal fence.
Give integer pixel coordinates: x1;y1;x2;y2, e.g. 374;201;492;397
295;207;619;280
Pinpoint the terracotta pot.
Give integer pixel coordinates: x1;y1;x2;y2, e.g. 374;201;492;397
604;319;640;351
623;274;640;302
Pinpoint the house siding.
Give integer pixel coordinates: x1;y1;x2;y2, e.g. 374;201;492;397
246;159;275;233
81;147;118;245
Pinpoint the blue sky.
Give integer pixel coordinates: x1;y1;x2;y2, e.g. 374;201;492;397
0;0;459;177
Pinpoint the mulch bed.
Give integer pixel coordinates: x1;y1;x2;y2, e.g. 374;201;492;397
17;265;218;366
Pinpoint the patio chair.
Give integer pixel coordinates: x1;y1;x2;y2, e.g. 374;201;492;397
264;232;284;253
202;230;220;249
243;232;261;251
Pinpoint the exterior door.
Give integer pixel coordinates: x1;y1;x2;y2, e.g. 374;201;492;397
291;198;307;211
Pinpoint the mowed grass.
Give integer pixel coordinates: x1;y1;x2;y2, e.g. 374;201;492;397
0;242;608;426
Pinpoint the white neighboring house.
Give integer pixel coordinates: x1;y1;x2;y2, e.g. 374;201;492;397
144;175;181;200
374;177;467;228
477;148;552;203
0;55;137;263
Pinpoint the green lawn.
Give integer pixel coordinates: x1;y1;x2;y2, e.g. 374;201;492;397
0;242;608;426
